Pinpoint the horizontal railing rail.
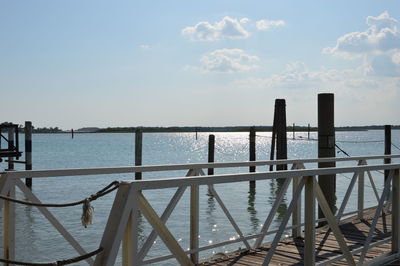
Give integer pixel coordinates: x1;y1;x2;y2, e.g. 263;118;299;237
1;154;400;265
2;154;400;179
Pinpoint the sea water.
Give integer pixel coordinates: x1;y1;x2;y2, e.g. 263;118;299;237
0;130;399;264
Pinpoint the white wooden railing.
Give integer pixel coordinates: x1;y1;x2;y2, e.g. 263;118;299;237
1;154;400;265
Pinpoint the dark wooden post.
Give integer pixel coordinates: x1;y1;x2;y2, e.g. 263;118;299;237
308;123;311;140
384;125;391;197
318;93;336;224
276;99;287;171
249;127;256;187
208;134;215;175
293;123;295;140
7;128;14;171
135;129;143;180
25;121;33;188
71;129;74;139
269;111;277;171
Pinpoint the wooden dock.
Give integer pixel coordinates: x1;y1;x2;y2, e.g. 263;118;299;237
201;212;395;265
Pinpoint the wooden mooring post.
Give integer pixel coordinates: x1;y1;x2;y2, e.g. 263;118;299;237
385;125;391;198
249;127;256;187
275;99;287;171
318;93;336;224
25;121;32;188
308;123;311;140
292;123;295;140
208;134;215;175
135;129;143;180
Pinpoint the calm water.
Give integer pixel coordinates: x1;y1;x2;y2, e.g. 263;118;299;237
0;130;399;265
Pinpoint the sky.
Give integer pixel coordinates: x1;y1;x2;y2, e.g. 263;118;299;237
1;0;399;129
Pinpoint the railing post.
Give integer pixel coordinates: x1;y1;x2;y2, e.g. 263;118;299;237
392;169;400;254
358;166;365;219
3;178;15;264
292;164;302;238
190;176;199;264
304;175;315;265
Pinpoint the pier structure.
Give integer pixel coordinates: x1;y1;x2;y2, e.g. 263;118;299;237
0;154;400;265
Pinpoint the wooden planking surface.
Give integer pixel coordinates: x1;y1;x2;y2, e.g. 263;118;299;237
200;213;394;265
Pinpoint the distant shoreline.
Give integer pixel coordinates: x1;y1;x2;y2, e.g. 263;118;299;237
31;125;400;134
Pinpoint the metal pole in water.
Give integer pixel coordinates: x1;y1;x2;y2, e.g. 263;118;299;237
25;121;32;188
317;93;336;225
71;129;74;139
135;129;143;180
308;123;310;140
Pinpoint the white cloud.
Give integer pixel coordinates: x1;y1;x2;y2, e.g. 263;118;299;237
324;11;400;57
255;19;285;31
139;44;151;49
182;16;250;41
324;11;400;76
393;50;400;64
200;48;260;73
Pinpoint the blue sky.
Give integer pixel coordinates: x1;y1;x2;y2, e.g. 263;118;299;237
1;0;399;129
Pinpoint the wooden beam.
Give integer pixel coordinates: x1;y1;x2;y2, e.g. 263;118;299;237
137;192;193;266
315;177;356;266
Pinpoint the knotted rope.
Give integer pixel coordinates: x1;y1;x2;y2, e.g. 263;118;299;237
0;181;119;227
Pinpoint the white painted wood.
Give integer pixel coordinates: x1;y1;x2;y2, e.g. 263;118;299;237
292;163;304;238
130;163;400;191
93;182;135;266
366;170;380;202
304;176;315;266
3;178;15;262
392;169;400;254
336;171;359;221
262;178;305;266
190;183;199;264
0;174;11;213
138;186;186;261
14;179;94;265
358;171;393;265
208;185;251;250
358;160;365;219
315;177;356;266
137;191;193;266
254;176;292;248
4;154;400;179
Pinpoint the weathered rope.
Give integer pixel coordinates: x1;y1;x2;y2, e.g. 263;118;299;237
0;247;103;265
0;181;119;227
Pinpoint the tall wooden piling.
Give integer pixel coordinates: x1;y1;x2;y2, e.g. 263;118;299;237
208;134;215;175
135;129;143;180
25;121;32;188
276;99;287;171
308;123;311;140
7;129;14;171
318;93;336;223
71;129;74;139
249;127;256;187
384;125;391;196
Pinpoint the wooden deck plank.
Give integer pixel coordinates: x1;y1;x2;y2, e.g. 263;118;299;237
200;213;395;265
